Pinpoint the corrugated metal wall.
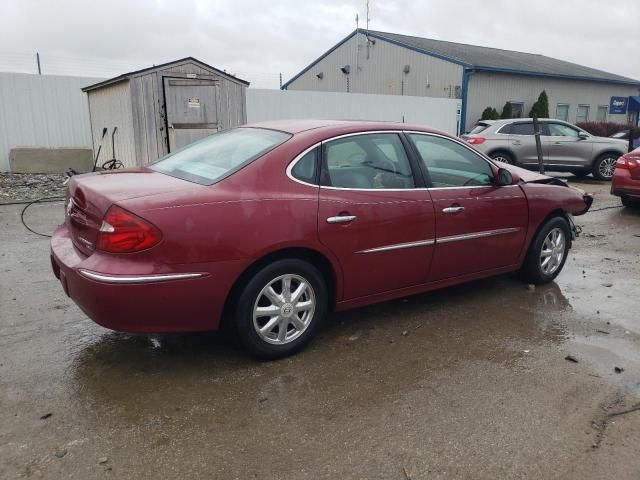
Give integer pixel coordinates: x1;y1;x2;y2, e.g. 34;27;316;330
247;89;459;134
0;73;103;172
286;33;463;99
467;72;640;129
86;81;137;168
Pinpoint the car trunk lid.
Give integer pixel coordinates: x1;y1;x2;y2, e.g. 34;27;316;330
65;169;194;255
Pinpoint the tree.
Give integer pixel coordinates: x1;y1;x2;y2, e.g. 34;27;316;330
529;90;549;118
537;90;550;118
481;106;500;120
500;101;513;119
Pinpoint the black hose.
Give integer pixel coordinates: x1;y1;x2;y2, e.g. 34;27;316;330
20;196;65;238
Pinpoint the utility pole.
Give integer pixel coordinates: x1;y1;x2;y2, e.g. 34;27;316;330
36;52;41;75
279;73;282;89
533;114;544;174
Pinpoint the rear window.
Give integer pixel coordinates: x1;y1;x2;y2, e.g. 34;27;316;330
152;128;291;185
468;123;490;135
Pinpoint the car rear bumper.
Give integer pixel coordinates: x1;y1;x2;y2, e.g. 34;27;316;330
50;224;241;333
611;168;640;198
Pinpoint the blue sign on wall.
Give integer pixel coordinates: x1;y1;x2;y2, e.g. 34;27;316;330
610;96;628;114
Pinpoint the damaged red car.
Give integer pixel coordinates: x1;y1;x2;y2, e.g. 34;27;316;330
51;120;593;358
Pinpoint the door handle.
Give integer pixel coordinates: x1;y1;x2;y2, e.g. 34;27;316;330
553;142;562;145
512;141;521;145
442;206;464;214
327;215;357;224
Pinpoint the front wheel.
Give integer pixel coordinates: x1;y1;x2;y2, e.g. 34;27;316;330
233;259;328;359
520;216;571;285
592;154;618;181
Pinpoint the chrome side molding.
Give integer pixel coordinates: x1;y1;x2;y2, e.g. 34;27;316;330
78;270;205;284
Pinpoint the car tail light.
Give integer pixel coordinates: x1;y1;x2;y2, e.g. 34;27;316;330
466;137;486;145
96;205;162;253
616;156;640;170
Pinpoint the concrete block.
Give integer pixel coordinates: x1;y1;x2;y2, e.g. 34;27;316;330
9;148;94;173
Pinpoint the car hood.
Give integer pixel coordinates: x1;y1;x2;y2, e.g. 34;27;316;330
499;163;560;184
592;136;628;146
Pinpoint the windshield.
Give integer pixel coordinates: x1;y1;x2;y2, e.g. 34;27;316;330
152;128;291;185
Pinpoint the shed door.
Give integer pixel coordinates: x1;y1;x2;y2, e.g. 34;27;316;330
163;77;219;151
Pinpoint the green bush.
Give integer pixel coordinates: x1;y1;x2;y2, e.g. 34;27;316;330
576;121;640;138
481;107;500;120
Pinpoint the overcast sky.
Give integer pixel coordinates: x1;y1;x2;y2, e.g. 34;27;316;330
0;0;638;88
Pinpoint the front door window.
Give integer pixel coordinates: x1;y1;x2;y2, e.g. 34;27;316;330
408;134;493;188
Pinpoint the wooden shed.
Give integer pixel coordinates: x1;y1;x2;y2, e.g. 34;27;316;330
82;57;249;168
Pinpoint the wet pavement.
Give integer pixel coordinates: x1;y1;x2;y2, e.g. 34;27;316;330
1;178;639;479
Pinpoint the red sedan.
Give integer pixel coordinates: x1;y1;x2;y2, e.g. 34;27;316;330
51;120;592;358
611;147;640;208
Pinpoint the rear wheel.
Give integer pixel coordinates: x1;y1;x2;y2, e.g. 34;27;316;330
621;195;640;208
233;259;328;359
490;151;515;165
520;216;571;285
592;154;619;181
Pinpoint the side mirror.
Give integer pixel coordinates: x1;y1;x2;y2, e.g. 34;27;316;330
496;167;513;186
578;131;589;140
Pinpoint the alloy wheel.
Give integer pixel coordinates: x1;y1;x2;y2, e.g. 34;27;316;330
252;274;316;345
598;157;617;179
539;227;566;276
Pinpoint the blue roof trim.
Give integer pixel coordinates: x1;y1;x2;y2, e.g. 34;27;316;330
281;30;359;89
472;66;640;87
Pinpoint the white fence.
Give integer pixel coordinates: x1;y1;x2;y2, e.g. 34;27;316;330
247;89;460;135
0;77;460;172
0;73;103;172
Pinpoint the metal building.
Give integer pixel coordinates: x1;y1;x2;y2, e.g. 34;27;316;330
282;30;640;134
83;57;249;168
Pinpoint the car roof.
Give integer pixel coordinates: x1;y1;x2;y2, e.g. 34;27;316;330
242;119;442;135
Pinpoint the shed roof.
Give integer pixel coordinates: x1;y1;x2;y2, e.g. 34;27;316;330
283;29;640;88
82;57;250;92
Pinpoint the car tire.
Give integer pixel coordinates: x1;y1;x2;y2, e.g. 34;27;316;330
233;259;328;359
592;154;619;181
519;216;571;285
490;151;515;165
621;195;640;208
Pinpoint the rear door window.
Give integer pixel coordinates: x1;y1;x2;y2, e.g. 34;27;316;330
322;133;416;189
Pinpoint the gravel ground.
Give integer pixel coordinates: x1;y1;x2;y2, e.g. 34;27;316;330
0;173;68;203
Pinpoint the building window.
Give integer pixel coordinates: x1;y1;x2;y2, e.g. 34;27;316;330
596;105;608;123
555;104;570;122
576;105;590;123
510;102;524;118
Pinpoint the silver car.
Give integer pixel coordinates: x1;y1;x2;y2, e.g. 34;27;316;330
462;118;628;180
